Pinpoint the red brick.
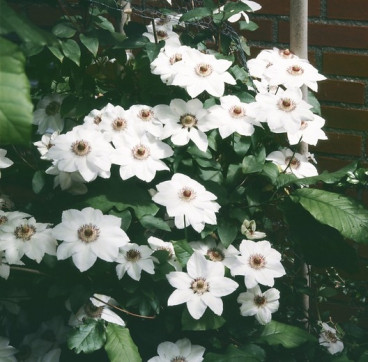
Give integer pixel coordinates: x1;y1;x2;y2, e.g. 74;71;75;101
314;156;353;172
313;132;362;156
257;0;320;16
243;19;273;42
317;79;366;105
279;21;368;49
323;53;368;77
327;0;368;20
322;106;368;131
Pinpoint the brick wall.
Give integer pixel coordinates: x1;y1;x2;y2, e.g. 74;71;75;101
247;0;368;173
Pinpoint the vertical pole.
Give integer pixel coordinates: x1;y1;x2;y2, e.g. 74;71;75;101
290;0;310;328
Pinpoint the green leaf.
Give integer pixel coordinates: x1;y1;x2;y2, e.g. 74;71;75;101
204;344;265;362
32;171;45;194
203;0;217;10
180;7;212;22
52;23;77;38
218;219;238;247
280;200;359;272
108;209;132;231
230;65;248;81
261;162;280;184
61;39;81;66
308;90;321;115
0;0;55;47
0;38;32;145
276;162;357;188
104;324;141;362
80;34;99;57
242;156;263;174
257;321;315;348
290;188;368;243
172;240;194;266
145;42;165;62
234;134;251;156
181;308;225;331
67;319;106;354
48;45;64;61
239;20;259;31
96;15;115;32
139;215;171;232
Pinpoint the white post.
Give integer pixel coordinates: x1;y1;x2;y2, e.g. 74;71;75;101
290;0;310;328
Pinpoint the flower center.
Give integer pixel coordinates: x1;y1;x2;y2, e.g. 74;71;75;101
77;224;100;243
285;156;301;170
71;140;91;156
171;357;187;362
254;295;267;306
0;215;8;225
195;63;213;77
113;117;127;131
180;114;197;128
279;48;294;59
191;277;209;295
45;101;60;116
84;301;104;318
249;254;266;269
14;224;36;241
170;53;183;65
324;330;338;343
138;109;153;121
287;65;304;76
126;249;141;262
132;144;150;160
94;115;102;125
179;187;196;201
157;246;174;259
229;105;246;118
207;247;225;262
156;16;169;26
277;98;297;112
156;30;168;40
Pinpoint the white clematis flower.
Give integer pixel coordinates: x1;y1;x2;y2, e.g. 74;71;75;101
319;322;344;355
33;94;65;134
69;293;125;327
148;338;205;362
237;284;280;325
143;25;181;47
154;98;211;152
115;243;155;281
148;236;182;271
0;336;17;362
171;48;236;98
232;239;286;289
53;207;129;272
46;126;114;182
167;252;238;319
127;105;164;138
33;132;59;160
0;149;13;178
203;95;259;138
266;148;318;178
152;173;220;233
0;216;57;264
112;132;173;182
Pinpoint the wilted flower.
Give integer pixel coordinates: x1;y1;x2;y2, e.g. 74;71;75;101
319;322;344;355
167;252;238;319
237;284;280;324
148;338;205;362
0;149;13;178
33;94;65;134
240;220;267;240
69;294;125;327
152;173;220;233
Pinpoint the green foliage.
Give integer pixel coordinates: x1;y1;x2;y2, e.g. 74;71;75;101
105;324;142;362
0;38;33;145
181;308;226;331
290;188;368;243
204;344;265;362
257;321;316;348
67;319;107;354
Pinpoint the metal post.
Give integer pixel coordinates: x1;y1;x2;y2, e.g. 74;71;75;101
290;0;310;328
